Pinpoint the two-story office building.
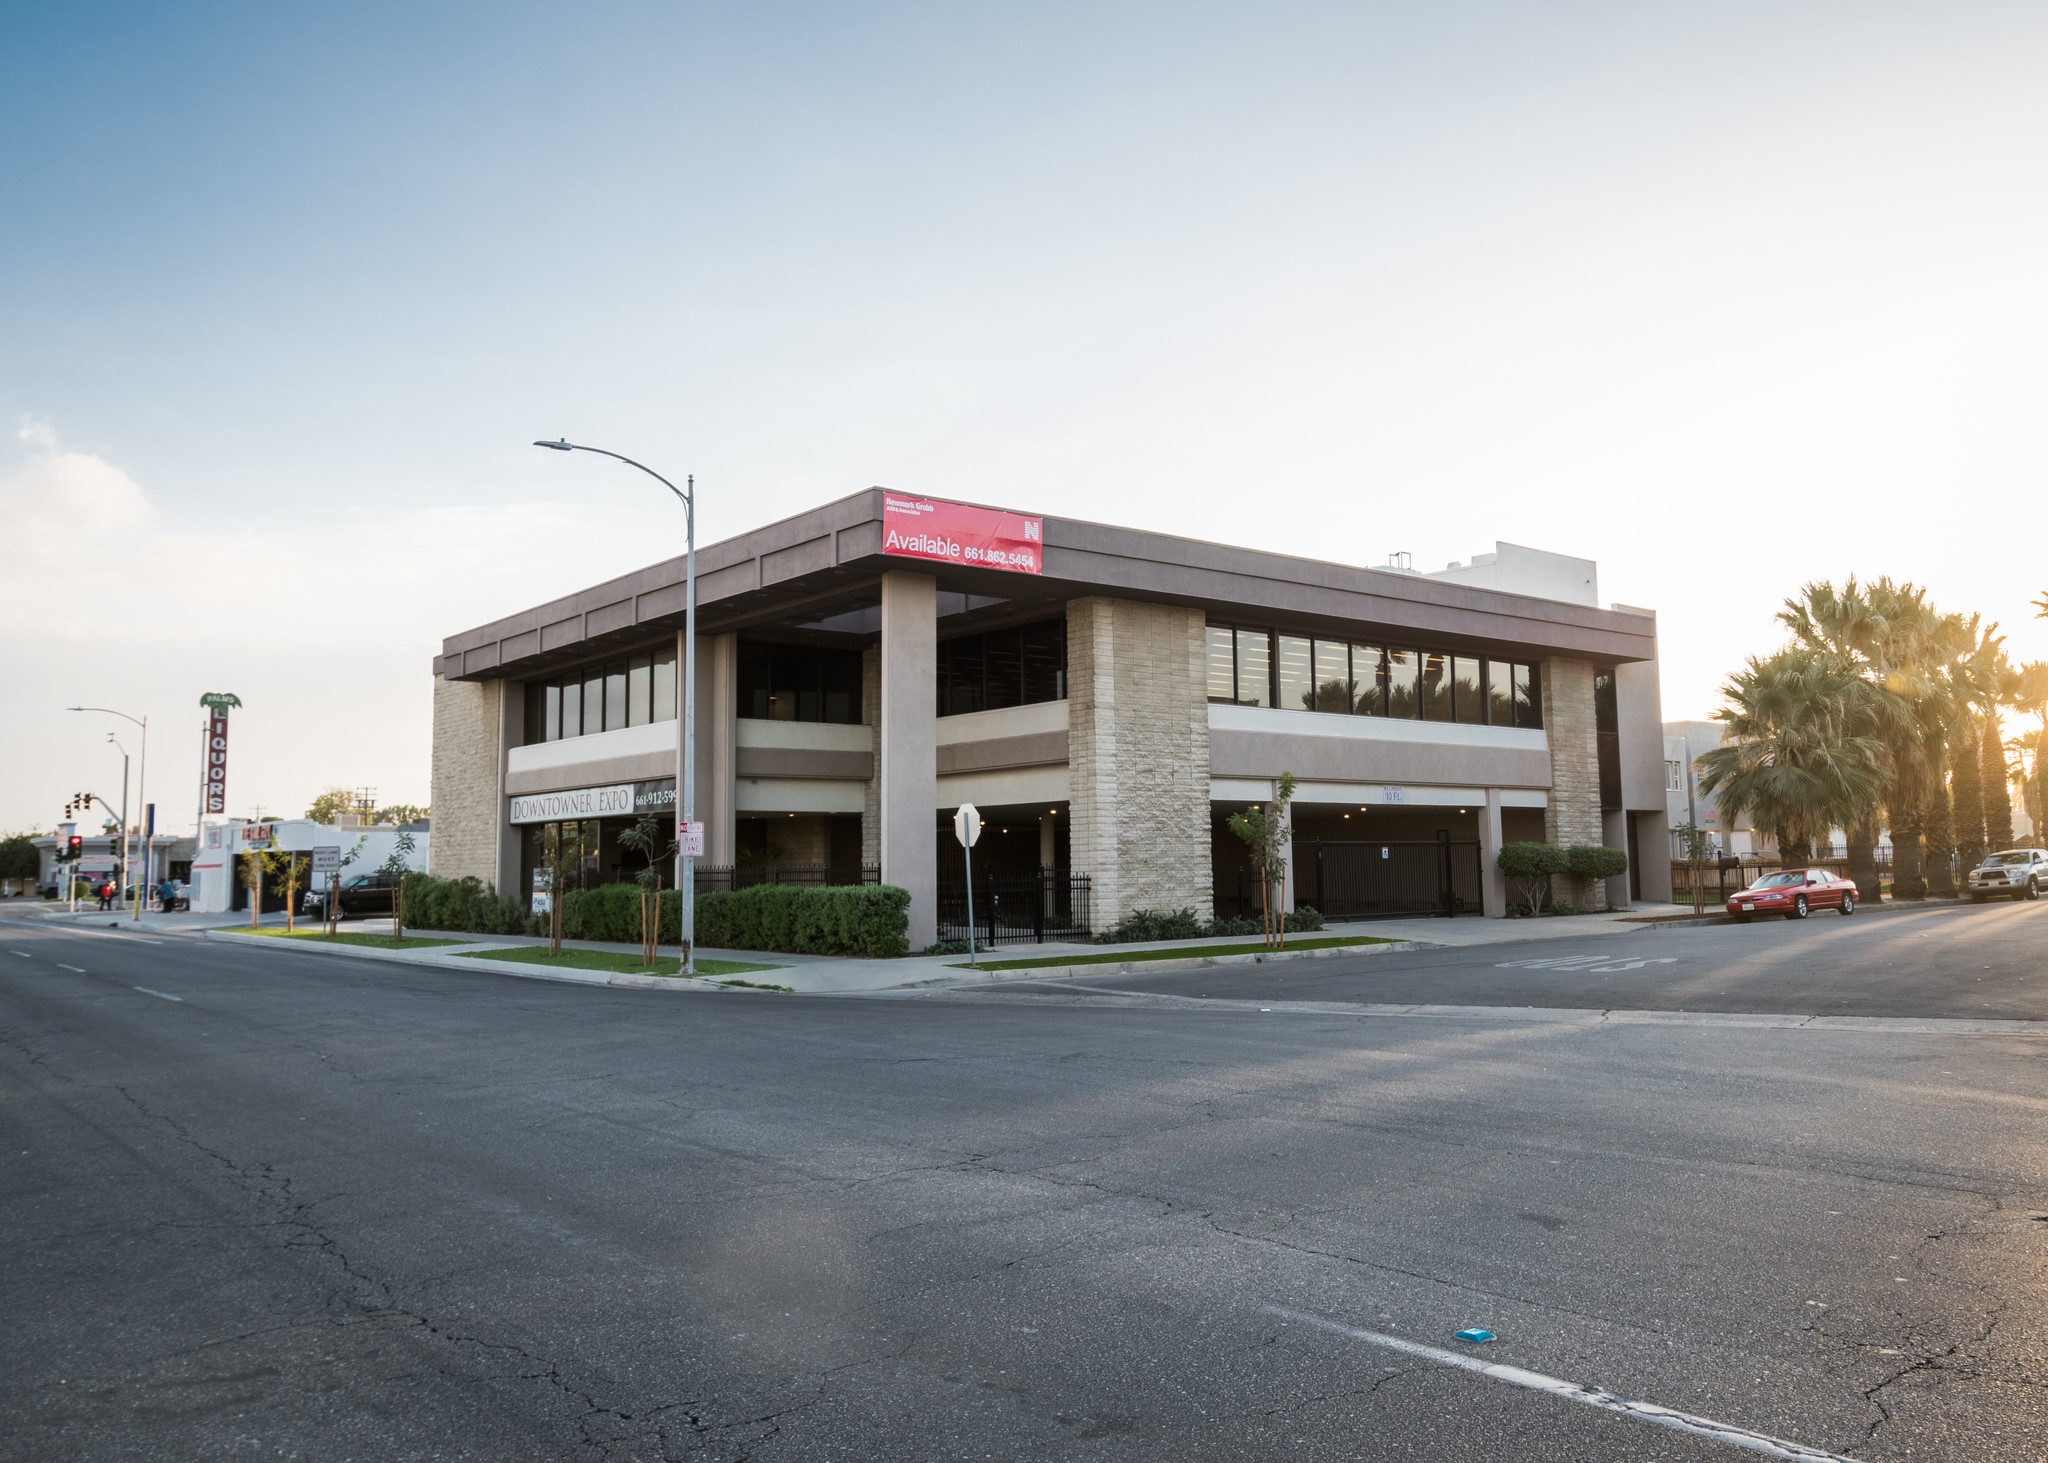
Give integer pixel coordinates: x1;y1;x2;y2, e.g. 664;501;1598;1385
429;491;1670;947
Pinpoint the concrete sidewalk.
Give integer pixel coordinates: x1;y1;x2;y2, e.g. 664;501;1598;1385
4;896;1719;995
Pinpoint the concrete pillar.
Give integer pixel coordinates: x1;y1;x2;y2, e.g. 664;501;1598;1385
878;571;938;949
1038;815;1055;870
1602;808;1630;909
860;645;880;871
1479;788;1507;918
705;633;738;867
494;680;524;899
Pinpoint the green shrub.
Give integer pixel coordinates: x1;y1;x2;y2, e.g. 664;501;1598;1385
399;872;530;935
1497;842;1570;916
696;883;910;958
1096;907;1206;944
1205;915;1263;937
1097;904;1326;943
1567;844;1629;880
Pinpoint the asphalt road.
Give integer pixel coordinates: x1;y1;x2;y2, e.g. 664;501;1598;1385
1073;898;2048;1020
4;912;2045;1461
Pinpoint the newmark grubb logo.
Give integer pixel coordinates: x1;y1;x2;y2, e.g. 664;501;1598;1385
881;494;1043;575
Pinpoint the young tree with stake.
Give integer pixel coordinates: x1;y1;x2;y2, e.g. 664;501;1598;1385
1226;772;1298;949
618;813;677;970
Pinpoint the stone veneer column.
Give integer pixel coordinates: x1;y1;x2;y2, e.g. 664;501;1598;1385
1066;597;1212;928
493;680;524;898
1540;657;1607;912
429;675;501;883
705;633;739;868
878;572;938;950
860;645;881;871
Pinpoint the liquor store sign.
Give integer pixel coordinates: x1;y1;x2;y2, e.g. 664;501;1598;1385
880;494;1043;574
509;784;637;825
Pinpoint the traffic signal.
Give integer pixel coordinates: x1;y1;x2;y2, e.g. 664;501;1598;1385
65;835;83;862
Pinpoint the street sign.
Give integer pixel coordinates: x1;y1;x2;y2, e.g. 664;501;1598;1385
312;846;341;873
953;803;983;967
679;821;705;858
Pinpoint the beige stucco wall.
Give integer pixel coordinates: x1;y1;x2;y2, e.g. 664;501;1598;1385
430;675;501;883
1067;597;1212;926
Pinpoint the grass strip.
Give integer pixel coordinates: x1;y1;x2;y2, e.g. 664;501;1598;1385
954;934;1400;972
454;946;782;979
229;929;461;950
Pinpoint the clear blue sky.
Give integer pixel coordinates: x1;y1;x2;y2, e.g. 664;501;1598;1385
5;2;2046;833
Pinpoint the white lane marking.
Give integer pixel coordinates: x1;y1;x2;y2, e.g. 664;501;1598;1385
110;936;163;945
1496;955;1678;973
58;964;86;973
134;987;183;1002
1263;1306;1861;1462
10;951;30;958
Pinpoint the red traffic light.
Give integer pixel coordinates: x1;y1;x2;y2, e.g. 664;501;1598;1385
66;835;83;859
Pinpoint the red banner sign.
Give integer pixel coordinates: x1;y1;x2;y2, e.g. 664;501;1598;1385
881;493;1043;575
204;710;229;814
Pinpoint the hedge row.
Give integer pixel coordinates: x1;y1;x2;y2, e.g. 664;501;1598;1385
399;872;533;935
398;872;911;958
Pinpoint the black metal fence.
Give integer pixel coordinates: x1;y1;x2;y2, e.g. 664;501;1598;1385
1670;854;1897;902
693;864;880;892
1217;840;1484;920
937;869;1092;945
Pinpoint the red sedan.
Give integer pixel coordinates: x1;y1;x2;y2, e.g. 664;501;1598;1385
1728;867;1857;921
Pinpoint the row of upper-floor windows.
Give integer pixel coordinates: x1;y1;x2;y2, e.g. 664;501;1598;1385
525;616;1550;741
1207;625;1543;728
525;648;678;742
938;618;1066;716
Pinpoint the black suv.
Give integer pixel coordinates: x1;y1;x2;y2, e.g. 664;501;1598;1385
333;872;400;917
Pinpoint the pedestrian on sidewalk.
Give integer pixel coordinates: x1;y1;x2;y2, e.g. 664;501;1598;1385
96;880;113;911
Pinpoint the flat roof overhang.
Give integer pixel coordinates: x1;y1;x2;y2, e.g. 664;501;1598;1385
436;489;1658;682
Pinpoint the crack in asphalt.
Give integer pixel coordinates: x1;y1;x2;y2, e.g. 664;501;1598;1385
99;1081;734;1460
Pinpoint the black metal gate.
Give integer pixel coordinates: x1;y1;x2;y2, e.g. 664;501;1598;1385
1299;838;1483;918
937;871;1092;945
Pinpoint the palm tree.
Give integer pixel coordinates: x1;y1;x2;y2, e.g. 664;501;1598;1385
1928;615;1987;879
1979;651;2024;851
1696;649;1886;866
2018;662;2048;845
1776;577;1919;903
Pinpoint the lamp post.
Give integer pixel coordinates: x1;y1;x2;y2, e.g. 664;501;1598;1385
534;439;698;974
70;707;148;920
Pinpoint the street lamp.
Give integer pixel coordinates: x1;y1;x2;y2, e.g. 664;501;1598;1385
533;439;698;974
69;706;148;921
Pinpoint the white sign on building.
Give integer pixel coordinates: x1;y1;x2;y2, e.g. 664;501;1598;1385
509;784;637;825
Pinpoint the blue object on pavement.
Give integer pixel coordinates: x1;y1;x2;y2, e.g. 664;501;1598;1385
1454;1328;1496;1344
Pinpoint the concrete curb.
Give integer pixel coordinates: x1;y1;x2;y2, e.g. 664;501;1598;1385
200;929;786;994
934;987;2048;1034
913;938;1434;987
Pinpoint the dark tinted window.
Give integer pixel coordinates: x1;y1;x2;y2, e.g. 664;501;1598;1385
1313;640;1351;713
1234;629;1270;707
938;619;1066;716
1203;625;1542;731
739;642;863;724
1276;635;1314;713
1452;655;1484;724
1594;669;1620;809
1206;627;1235;704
